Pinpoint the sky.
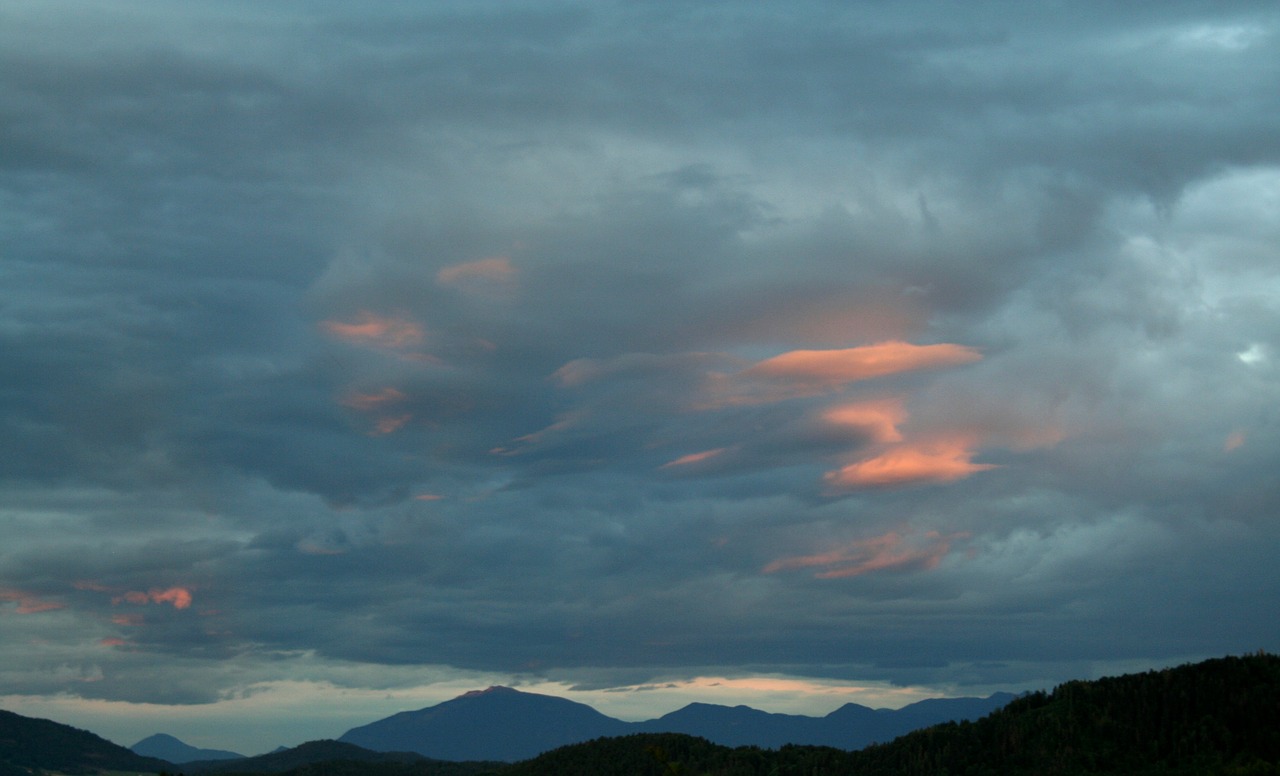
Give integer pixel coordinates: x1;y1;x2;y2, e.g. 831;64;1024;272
2;0;1279;755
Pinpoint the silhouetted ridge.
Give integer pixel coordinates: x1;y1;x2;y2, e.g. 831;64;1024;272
341;685;1012;760
846;652;1280;775
339;688;630;762
182;739;427;773
496;654;1280;774
131;733;244;763
0;708;171;774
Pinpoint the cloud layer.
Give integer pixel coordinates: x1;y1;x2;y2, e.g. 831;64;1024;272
2;0;1278;751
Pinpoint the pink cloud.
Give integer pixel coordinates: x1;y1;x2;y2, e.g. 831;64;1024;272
701;341;981;408
763;530;962;579
746;341;981;387
115;587;193;609
340;387;407;411
436;256;517;287
150;587;193;609
1224;430;1246;452
371;414;412;435
821;398;907;443
100;638;130;647
338;388;413;435
825;436;996;490
320;312;425;350
661;447;728;469
0;588;64;614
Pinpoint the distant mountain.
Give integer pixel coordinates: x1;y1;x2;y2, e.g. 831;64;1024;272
338;684;1013;761
0;708;171;774
340;686;631;762
635;702;819;748
634;692;1016;749
501;653;1280;775
131;733;244;763
181;739;427;773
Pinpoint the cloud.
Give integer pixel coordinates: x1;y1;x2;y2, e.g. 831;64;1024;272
320;313;425;351
704;342;982;407
763;530;962;579
820;399;908;443
0;588;64;615
746;342;982;386
115;588;194;610
436;257;517;288
824;437;996;490
340;387;408;411
661;447;729;469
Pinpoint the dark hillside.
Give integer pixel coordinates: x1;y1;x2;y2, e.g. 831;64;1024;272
0;709;170;774
184;740;425;773
502;732;861;776
846;652;1280;775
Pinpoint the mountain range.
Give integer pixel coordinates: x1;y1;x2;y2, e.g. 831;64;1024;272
336;686;1016;761
3;653;1277;775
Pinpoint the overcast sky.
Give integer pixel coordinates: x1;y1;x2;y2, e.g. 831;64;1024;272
3;0;1279;755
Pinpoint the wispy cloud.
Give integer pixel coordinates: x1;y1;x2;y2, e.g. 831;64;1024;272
764;530;963;579
0;588;64;614
436;257;517;288
746;342;981;387
820;398;907;443
661;447;729;469
114;588;193;610
321;312;425;351
824;436;996;490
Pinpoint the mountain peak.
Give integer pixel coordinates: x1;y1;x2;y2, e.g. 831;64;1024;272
461;685;518;698
131;731;245;763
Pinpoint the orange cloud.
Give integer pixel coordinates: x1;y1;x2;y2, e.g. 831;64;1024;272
115;587;193;609
436;256;517;286
701;341;981;408
661;447;728;469
821;398;907;443
111;613;143;626
100;638;129;647
320;312;424;350
0;588;64;614
825;436;995;490
746;341;981;387
763;530;962;578
1224;430;1246;452
150;587;193;609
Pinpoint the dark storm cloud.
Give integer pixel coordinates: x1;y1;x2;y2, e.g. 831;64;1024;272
1;0;1278;718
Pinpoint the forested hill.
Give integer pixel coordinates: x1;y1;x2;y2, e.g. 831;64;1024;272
846;651;1280;775
0;709;171;775
503;653;1280;775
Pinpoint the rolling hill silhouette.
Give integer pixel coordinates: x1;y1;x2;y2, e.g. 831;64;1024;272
338;684;1013;761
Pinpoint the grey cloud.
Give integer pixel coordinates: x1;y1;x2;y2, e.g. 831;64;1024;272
1;0;1278;720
